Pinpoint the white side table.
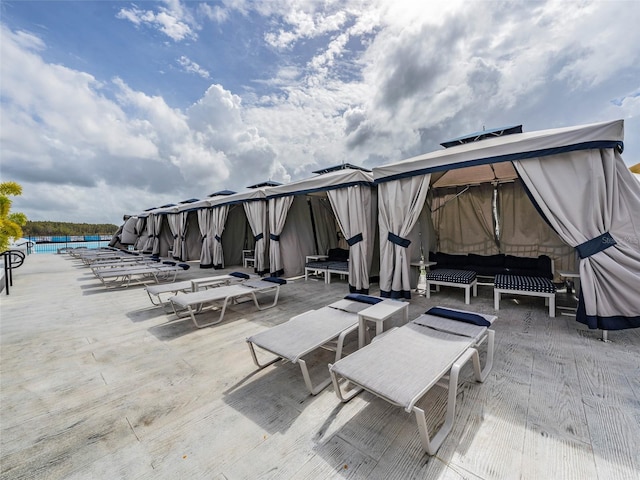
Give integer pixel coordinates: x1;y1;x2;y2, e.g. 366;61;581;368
410;261;436;296
358;299;409;348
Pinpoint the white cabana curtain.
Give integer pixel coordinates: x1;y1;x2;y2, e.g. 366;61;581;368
328;185;373;293
143;215;155;253
119;217;138;245
197;209;214;267
179;211;190;260
167;213;181;259
182;211;202;261
268;196;294;275
514;149;640;330
310;197;338;254
432;184;498;254
499;181;577;277
244;200;267;273
152;215;163;255
211;205;229;269
279;197;318;276
378;174;431;298
134;217;147;250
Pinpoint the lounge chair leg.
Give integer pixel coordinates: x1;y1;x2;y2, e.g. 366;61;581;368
298;359;332;395
472;330;495;382
329;366;362;402
494;290;500;310
465;287;470;304
188;300;227;328
251;286;281;311
413;347;476;455
246;341;281;369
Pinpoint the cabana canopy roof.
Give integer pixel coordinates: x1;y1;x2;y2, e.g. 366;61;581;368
208;190;236;197
266;168;374;199
374;119;624;183
247;181;282;188
440;125;522;148
312;163;371;174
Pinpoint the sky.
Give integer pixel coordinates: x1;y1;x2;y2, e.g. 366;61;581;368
1;0;639;226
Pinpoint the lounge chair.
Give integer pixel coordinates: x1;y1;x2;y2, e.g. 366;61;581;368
168;277;286;328
90;257;160;275
95;262;190;288
246;294;386;395
329;306;496;456
145;272;256;307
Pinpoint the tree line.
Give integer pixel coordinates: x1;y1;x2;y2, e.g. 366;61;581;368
22;221;119;236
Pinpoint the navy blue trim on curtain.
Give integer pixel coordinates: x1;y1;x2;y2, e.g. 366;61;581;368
270;268;284;277
576;290;640;330
254;233;264;241
201;234;207;242
214;235;221;242
173;234;178;239
213;263;223;269
576;232;616;258
270;233;280;241
199;263;214;269
380;288;412;299
388;232;411;248
346;233;363;246
349;284;370;294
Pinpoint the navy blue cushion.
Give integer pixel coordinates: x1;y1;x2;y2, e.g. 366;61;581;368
505;255;539;270
468;253;505;268
163;261;176;265
495;274;556;293
426;269;476;284
178;263;190;270
263;276;287;285
230;271;250;279
426;307;491;327
328;248;349;262
344;293;383;305
434;252;468;268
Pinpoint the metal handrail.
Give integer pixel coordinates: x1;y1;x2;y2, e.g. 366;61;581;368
1;250;26;295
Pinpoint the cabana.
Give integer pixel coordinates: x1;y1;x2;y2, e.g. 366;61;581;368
109;215;139;247
164;198;204;262
265;166;377;293
132;208;155;251
372;119;640;332
198;187;270;273
140;204;178;257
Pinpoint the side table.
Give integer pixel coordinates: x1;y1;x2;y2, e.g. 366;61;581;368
358;299;409;348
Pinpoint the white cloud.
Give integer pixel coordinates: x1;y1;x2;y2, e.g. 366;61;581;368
116;1;197;41
177;56;210;79
0;24;278;222
2;0;640;225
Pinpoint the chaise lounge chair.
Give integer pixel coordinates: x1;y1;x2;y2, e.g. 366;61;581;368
95;262;190;288
168;277;287;328
246;294;388;395
145;272;257;307
329;306;496;456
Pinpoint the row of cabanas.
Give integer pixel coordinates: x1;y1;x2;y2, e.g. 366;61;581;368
114;119;640;331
